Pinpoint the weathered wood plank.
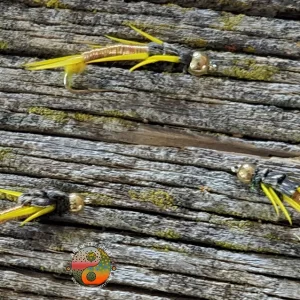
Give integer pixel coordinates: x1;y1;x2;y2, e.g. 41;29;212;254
1;83;300;144
20;0;300;19
0;223;299;299
105;0;300;18
0;1;300;299
0;270;180;300
1;1;300;58
0;132;299;257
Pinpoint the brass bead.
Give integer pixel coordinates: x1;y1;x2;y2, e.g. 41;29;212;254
69;193;84;212
188;52;210;76
236;163;256;184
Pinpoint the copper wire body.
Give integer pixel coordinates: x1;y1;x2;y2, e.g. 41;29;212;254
292;190;300;204
82;45;149;62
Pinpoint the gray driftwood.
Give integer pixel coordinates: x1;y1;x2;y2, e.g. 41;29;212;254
0;1;300;299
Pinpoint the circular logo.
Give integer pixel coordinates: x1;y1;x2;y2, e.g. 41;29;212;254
69;245;115;287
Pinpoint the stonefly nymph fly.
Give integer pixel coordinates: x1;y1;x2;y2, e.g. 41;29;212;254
24;24;215;93
232;163;300;225
0;188;84;226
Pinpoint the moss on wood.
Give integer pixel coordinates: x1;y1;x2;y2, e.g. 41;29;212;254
128;189;177;210
32;0;68;9
155;229;181;240
223;59;279;80
212;12;245;31
81;192;114;206
0;41;8;50
0;148;12;161
28;107;137;128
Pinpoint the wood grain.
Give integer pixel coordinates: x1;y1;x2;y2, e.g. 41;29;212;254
0;0;299;299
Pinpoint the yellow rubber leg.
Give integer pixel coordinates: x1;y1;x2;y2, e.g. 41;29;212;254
20;205;55;226
24;55;84;71
87;53;149;64
283;195;300;212
261;183;292;225
105;35;146;45
0;189;22;197
0;206;41;223
128;24;164;45
129;55;180;72
261;183;279;216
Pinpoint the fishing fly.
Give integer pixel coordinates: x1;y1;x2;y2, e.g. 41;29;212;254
232;163;300;225
0;188;84;226
23;24;215;93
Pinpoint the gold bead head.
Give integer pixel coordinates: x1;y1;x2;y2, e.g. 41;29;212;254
233;163;256;184
68;193;84;212
188;52;211;76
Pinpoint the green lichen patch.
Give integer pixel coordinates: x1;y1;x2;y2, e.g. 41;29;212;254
28;107;68;123
100;117;136;129
0;41;8;50
223;59;279;81
33;0;68;9
152;245;170;252
185;38;208;48
231;220;255;230
218;0;251;10
155;229;181;240
264;233;281;241
215;241;248;251
243;46;256;53
215;240;277;254
71;112;136;129
218;13;245;31
256;247;279;254
0;148;12;161
128;189;177;210
211;217;255;231
28;107;137;129
211;204;233;216
103;110;140;119
81;192;114;206
72;113;96;123
151;244;188;254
